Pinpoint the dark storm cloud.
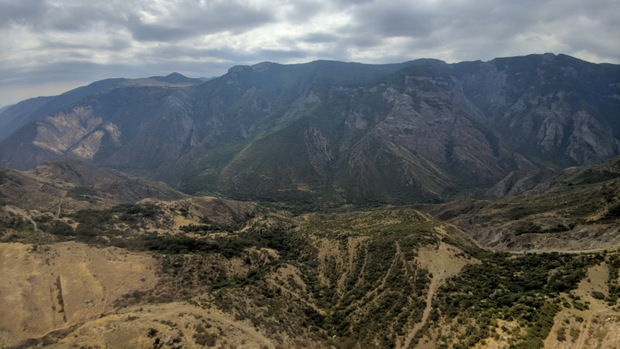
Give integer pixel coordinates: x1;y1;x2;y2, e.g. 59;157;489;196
0;0;125;31
348;2;438;38
126;15;194;42
2;0;275;39
278;0;327;23
343;0;541;49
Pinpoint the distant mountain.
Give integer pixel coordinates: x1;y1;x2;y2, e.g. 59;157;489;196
149;72;205;84
0;54;618;205
0;78;126;141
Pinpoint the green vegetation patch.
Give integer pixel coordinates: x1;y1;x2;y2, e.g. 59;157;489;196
432;252;604;348
206;208;439;348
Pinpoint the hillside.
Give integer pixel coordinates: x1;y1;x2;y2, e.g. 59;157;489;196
0;159;185;214
1;54;618;204
1;54;620;348
423;156;620;252
2;202;619;349
1;158;620;348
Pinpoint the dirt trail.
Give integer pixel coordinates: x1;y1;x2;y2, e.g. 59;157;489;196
4;205;39;231
399;242;473;349
56;197;64;218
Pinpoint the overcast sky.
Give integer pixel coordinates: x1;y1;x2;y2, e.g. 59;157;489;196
1;0;619;107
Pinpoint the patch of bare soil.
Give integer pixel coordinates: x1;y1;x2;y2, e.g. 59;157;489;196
400;240;476;349
45;301;276;349
0;242;158;347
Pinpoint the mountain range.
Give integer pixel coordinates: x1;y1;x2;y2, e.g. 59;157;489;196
2;53;618;205
2;53;620;349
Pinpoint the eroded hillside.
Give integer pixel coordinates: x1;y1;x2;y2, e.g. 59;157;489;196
424;157;620;252
2;194;620;348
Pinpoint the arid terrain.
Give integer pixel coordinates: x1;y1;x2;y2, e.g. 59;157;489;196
1;54;619;348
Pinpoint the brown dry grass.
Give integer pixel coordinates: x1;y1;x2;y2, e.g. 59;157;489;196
544;262;620;349
0;242;158;347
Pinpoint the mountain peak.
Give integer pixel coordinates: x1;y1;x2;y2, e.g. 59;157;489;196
165;72;186;79
148;72;202;84
227;65;250;74
252;61;276;72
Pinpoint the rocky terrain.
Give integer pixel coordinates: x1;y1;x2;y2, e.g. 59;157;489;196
1;54;618;204
1;54;619;348
423;156;620;252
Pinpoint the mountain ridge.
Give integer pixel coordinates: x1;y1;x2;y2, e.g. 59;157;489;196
1;54;618;205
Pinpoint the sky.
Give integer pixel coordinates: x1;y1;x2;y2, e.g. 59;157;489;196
1;0;619;107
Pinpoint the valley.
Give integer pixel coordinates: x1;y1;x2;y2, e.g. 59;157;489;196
2;158;620;348
0;54;619;348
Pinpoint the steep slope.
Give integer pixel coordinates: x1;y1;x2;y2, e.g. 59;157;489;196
179;59;537;203
0;78;126;142
455;53;620;167
424;156;620;251
1;55;618;204
0;78;201;171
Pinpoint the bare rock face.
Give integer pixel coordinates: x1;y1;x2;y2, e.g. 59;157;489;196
304;125;334;178
0;55;618;203
0;106;116;170
567;110;619;164
459;54;620;168
498;92;618;165
32;107;123;161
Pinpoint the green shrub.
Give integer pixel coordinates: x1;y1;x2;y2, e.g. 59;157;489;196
49;221;75;236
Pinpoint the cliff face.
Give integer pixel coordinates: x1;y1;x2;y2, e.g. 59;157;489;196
457;54;620;167
1;54;619;203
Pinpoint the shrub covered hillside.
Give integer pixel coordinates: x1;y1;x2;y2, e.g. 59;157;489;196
2;199;619;348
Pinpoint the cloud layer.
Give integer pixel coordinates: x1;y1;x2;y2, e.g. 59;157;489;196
1;0;619;106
